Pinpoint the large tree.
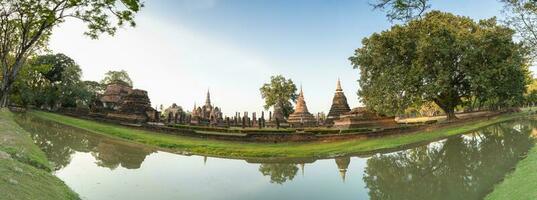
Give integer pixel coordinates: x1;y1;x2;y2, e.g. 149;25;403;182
100;70;133;87
372;0;537;58
350;11;530;120
502;0;537;58
0;0;143;107
371;0;430;22
260;75;298;118
11;53;88;108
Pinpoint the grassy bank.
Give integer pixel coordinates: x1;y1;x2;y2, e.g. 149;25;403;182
485;146;537;200
28;110;531;159
0;109;79;200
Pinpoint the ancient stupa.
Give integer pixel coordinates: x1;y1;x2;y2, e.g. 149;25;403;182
287;87;317;127
326;79;350;125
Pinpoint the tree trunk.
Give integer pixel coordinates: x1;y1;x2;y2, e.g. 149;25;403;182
434;98;458;121
445;109;456;121
0;87;9;108
0;76;10;108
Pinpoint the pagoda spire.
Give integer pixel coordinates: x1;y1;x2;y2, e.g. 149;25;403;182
205;89;211;106
336;78;342;91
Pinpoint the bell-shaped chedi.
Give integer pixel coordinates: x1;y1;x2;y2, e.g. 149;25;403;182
287;87;317;127
326;79;351;125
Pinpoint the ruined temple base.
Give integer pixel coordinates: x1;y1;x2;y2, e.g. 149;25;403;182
333;117;397;129
106;112;148;124
287;112;317;128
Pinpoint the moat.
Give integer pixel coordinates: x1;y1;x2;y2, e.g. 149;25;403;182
16;114;537;200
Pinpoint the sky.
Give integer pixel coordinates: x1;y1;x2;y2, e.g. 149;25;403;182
49;0;507;116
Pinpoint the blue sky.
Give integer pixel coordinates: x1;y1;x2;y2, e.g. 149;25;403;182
50;0;510;116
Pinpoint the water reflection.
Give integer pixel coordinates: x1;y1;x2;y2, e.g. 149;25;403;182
363;121;535;200
17;115;156;171
15;114;537;200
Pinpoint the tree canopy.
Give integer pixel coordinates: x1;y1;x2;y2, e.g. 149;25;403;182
259;75;298;118
100;70;133;87
371;0;537;59
502;0;537;58
350;11;530;120
371;0;430;22
11;53;89;108
0;0;143;107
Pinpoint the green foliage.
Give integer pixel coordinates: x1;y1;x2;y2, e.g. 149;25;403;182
260;75;298;117
11;54;90;108
259;164;299;184
350;11;530;119
502;0;537;58
100;70;133;87
0;110;79;199
486;144;537;200
82;80;104;105
371;0;430;22
0;0;143;107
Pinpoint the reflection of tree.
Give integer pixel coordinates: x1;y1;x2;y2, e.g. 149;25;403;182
17;115;155;170
363;121;535;200
259;163;299;184
93;141;152;169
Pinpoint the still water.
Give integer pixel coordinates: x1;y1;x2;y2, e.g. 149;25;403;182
16;115;537;200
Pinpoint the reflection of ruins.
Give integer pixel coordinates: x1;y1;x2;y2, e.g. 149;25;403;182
19;114;155;170
363;121;535;200
335;157;350;182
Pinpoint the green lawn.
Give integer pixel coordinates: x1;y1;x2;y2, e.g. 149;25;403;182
0;109;79;200
28;110;531;159
485;143;537;200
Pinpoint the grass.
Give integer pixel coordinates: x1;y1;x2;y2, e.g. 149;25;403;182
0;108;79;200
28;110;531;159
485;138;537;200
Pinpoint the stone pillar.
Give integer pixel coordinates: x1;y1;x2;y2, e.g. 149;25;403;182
168;112;172;124
244;112;249;127
174;113;178;124
241;115;246;129
269;111;272;122
252;112;257;127
154;111;160;122
261;111;265;128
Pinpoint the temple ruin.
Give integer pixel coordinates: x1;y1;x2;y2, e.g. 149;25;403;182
326;79;350;126
191;90;223;125
287;87;317;127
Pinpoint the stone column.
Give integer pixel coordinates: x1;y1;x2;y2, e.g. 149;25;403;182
252;112;257;127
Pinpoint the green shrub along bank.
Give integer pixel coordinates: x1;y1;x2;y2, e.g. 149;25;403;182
29;110;530;159
0;109;79;200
